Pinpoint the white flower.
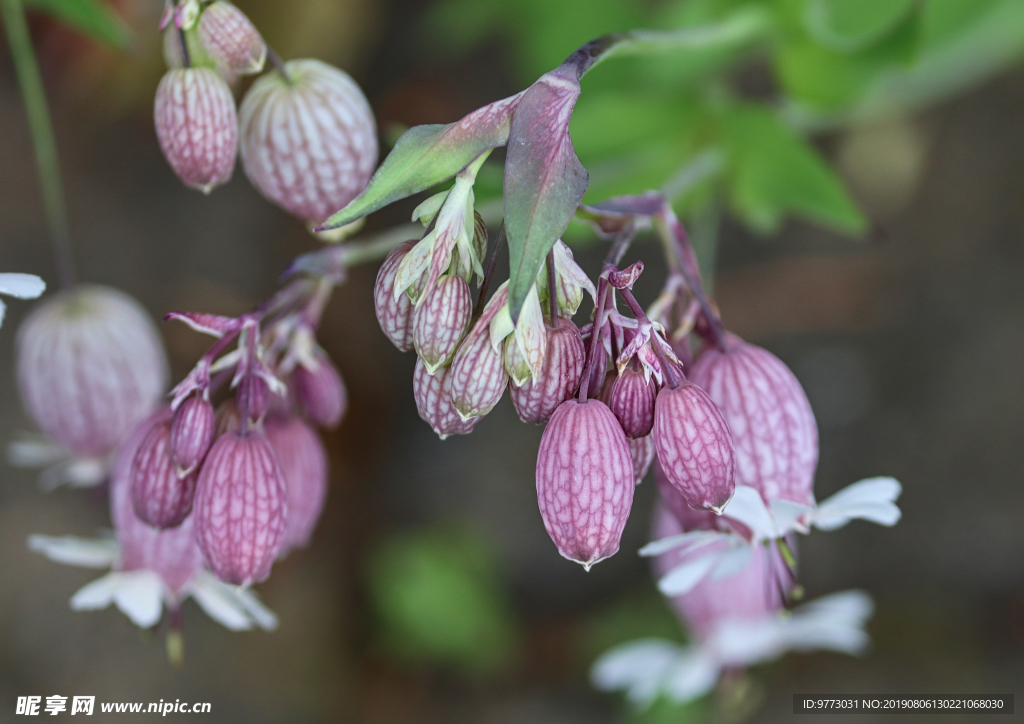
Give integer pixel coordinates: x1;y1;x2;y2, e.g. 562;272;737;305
8;433;110;490
591;590;873;707
642;477;902;596
28;534;277;631
0;272;45;327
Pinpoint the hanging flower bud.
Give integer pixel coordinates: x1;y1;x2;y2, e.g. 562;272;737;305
162;25;212;70
629;434;655;485
536;399;634;569
412;275;471;373
449;319;507;421
536;240;597;318
690;336;818;506
169;394;215;476
510;318;585;424
292;350;347;429
653;384;736;514
16;285;168;457
193;431;288;585
197;1;265;76
654;459;721;532
154;67;238;194
413;359;478;439
238;59;378;226
608;365;657;438
236;372;269;422
499;285;547;385
265;415;327;554
373;241;416;352
130;418;198;529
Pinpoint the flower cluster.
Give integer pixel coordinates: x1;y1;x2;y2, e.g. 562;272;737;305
155;0;377;232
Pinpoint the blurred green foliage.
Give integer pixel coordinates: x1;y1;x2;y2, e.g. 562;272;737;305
23;0;132;49
424;0;1024;236
367;524;519;675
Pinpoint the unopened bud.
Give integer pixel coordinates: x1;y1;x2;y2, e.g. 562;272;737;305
236;372;269;422
292;350;347;428
373;241;416;352
265;415;327;554
510;319;585;424
413;359;478;439
238;59;378;225
412;275;471;373
197;1;265;76
449;320;507;420
16;285;168;457
130;419;198;529
536;399;634;569
608;365;657;438
193;431;288;585
154;68;238;194
170;394;215;476
653;384;736;514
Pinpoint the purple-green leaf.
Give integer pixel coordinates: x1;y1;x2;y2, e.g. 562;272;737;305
319;93;522;230
504;71;589;320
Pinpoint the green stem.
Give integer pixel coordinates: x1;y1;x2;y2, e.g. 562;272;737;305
2;0;75;289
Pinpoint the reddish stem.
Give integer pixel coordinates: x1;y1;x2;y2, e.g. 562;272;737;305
578;278;611;402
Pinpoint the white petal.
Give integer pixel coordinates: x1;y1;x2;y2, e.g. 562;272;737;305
812;502;902;531
70;572;123;611
661;648;720;703
7;434;67;467
112;571;165;627
188;571;254;631
818;477;902;510
0;273;46;299
29;534;118;568
39;457;108;491
230;586;278;631
711;617;789;665
721;485;776;541
657;551;720;596
591;639;682;707
781;591;874;655
0;298;5;328
812;478;903;531
769;498;814;535
638;530;730;558
709;541;753;579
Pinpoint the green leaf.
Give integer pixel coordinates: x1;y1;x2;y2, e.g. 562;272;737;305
504;75;589;320
24;0;132;49
319;94;520;230
803;0;915;52
919;0;1003;50
722;104;866;234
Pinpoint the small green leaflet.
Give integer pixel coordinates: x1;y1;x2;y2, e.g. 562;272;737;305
804;0;916;53
24;0;132;50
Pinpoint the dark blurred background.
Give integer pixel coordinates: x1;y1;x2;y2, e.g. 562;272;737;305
1;0;1022;722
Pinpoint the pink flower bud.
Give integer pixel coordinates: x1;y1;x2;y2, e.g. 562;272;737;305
449;320;507;420
413;358;478;439
236;372;270;421
265;415;327;553
238;59;378;224
373;241;416;352
510;318;585;424
607;365;657;438
112;409;203;594
536;399;634;569
412;275;471;373
690;337;818;506
170;394;215;476
292;350;347;428
654;459;720;532
16;285;168;457
653;383;736;514
629;434;655;486
193;431;288;585
197;1;266;76
130;419;198;529
154;67;238;194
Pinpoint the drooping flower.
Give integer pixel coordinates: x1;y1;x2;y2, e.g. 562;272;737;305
16;285;168;458
196;1;266;76
607;364;657;438
448;289;509;421
373;241;416;352
291;348;348;429
412;358;478;439
509;317;585;424
412;274;472;373
130;416;198;529
169;393;216;477
265;415;328;554
238;59;378;227
154;67;238;193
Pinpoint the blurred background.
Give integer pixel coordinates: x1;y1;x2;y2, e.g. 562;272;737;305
1;0;1023;721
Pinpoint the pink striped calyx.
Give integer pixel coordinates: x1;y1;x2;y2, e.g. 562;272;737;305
16;285;168;457
292;349;348;429
197;1;266;76
607;364;658;438
510;318;585;424
265;415;328;554
536;399;635;570
373;241;416;352
193;431;288;585
412;274;472;373
690;336;818;506
652;383;736;514
412;358;478;439
629;434;655;485
449;292;509;421
170;393;216;476
238;59;378;226
154;67;238;194
130;418;198;529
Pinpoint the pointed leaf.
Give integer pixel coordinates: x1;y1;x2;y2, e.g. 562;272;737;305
25;0;133;49
320;93;522;229
504;73;589;319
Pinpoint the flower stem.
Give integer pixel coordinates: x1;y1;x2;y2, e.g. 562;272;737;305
473;221;504;318
266;46;293;85
546;247;558;323
578;278;610;402
2;0;75;289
